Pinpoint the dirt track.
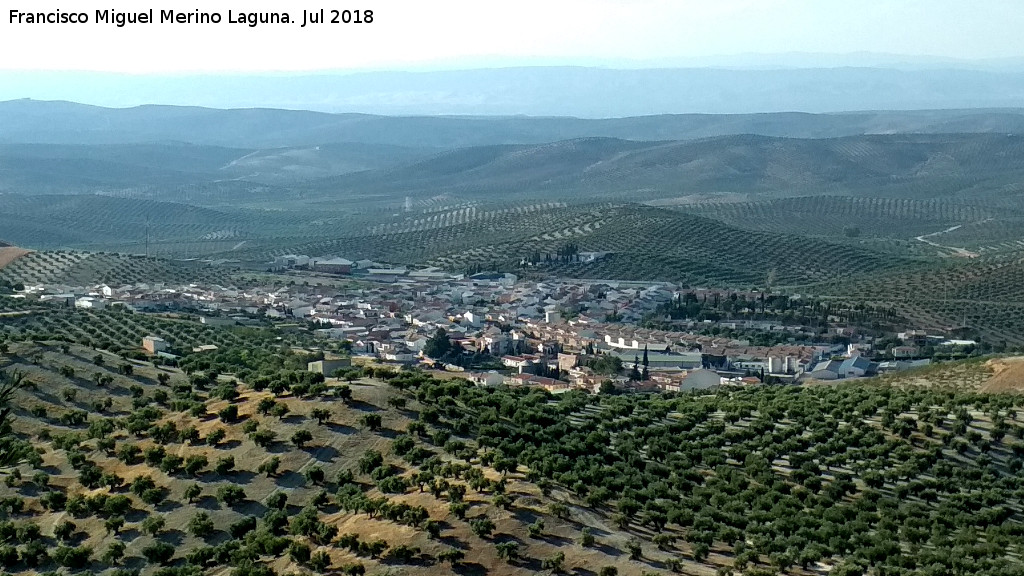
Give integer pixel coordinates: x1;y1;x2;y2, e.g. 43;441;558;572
914;223;981;258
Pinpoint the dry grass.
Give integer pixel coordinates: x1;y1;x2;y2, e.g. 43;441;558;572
0;246;30;270
980;356;1024;393
818;355;1024;393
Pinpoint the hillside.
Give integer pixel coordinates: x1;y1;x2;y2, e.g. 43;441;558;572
807;257;1024;345
0;251;240;288
6;132;1024;247
312;133;1024;204
679;196;1018;242
0;141;437;193
0;245;30;273
0;333;1023;575
981;357;1024;393
19;133;1012;206
218;203;921;288
0;339;716;576
846;354;1024;394
9;132;1024;231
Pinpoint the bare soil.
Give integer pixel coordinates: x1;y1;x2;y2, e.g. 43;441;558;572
980;356;1024;393
0;246;30;270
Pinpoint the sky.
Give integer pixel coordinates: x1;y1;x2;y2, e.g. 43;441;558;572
1;0;1023;73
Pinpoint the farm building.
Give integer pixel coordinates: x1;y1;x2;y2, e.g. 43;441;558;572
877;359;932;373
808;356;877;380
578;251;610;263
308;357;352;376
767;356;798;374
142;336;168;354
200;316;237;328
654;369;724;392
467;371;505;386
270;254;310;270
312;257;353;275
501;355;536;373
40;294;75;307
75;297;106;310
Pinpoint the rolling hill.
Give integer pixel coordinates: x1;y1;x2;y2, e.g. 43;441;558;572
5;99;1024;148
0;141;437;193
0;251;239;287
310;133;1024;204
12;129;1024;284
679;196;1020;241
11;132;1024;203
4;102;1024;345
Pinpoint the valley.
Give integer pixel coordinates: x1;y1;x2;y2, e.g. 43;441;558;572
3;100;1024;576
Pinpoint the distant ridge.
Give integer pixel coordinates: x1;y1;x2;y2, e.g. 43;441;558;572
3;99;1024;148
6;66;1024;115
308;132;1024;203
6;132;1024;203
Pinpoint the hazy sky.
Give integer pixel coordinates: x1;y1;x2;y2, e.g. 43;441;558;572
1;0;1023;73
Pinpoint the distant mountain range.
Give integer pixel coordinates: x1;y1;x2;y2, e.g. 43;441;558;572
4;99;1024;149
5;100;1024;220
5;65;1024;116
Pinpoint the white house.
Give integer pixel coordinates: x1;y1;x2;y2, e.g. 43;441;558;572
75;297;106;310
40;294;75;307
501;355;533;373
200;316;236;328
271;254;310;269
142;336;168;354
404;336;428;352
468;371;505;386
